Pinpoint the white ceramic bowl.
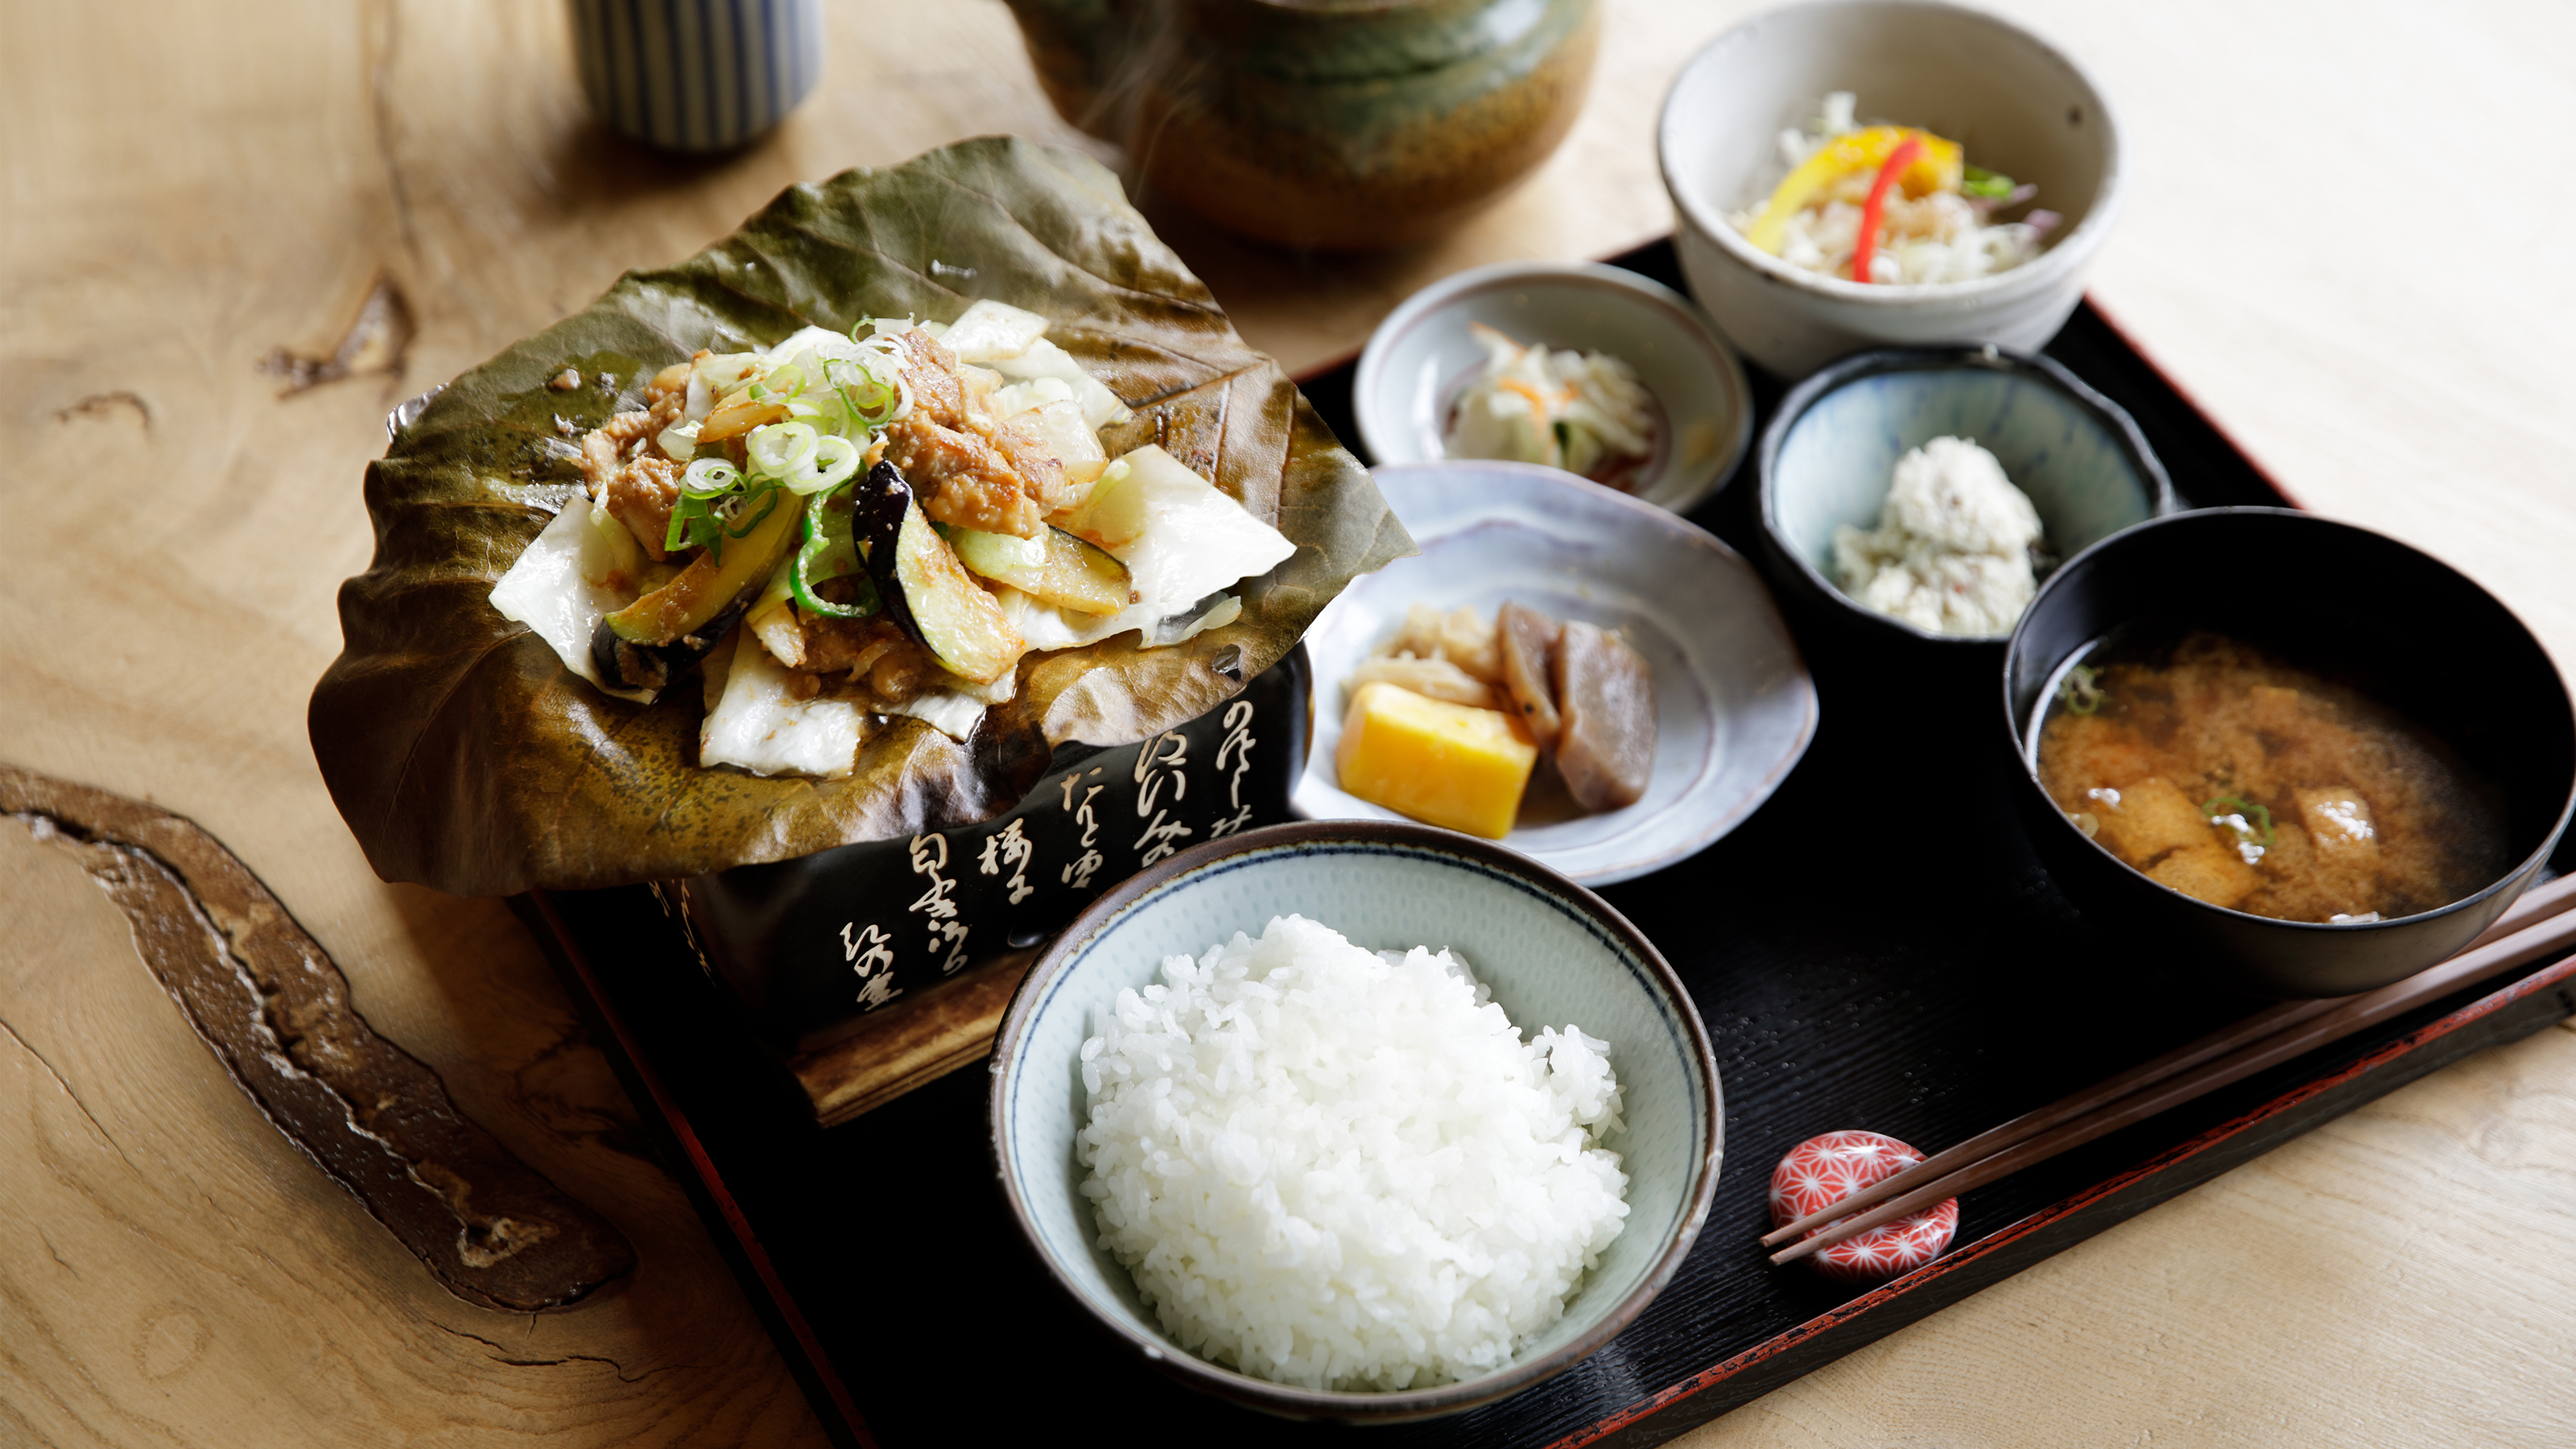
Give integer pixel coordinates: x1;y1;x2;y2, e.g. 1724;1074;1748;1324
1658;0;2125;379
1294;460;1818;884
1353;261;1755;514
988;820;1724;1422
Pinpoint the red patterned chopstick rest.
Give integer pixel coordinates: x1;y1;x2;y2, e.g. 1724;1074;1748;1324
1769;1129;1959;1282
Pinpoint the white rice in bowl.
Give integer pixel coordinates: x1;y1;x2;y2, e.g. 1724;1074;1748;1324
1075;914;1630;1391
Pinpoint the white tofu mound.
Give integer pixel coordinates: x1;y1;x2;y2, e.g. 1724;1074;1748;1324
1831;436;2044;637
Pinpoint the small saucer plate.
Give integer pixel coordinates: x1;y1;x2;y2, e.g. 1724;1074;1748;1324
1293;460;1818;885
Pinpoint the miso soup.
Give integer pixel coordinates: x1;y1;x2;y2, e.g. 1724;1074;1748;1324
2034;630;2507;923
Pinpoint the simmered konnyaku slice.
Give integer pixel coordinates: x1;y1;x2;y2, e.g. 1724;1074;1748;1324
1552;620;1656;811
1497;601;1565;752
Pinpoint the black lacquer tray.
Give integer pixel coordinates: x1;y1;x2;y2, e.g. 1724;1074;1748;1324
519;241;2576;1449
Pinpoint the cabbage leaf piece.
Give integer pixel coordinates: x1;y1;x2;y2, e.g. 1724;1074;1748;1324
308;138;1410;895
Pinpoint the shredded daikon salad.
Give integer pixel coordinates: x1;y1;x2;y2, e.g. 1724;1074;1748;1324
1730;93;2060;286
1443;323;1656;481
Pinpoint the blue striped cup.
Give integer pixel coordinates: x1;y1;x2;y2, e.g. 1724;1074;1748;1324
570;0;824;152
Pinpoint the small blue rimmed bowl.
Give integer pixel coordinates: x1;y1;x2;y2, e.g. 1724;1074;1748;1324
1757;345;2174;654
987;820;1723;1422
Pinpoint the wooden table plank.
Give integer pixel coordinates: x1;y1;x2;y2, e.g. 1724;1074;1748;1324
2;1;2570;1444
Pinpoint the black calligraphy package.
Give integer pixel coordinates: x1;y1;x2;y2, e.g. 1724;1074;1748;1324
672;648;1311;1052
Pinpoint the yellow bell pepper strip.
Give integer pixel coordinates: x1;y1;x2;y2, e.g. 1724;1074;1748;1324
1850;135;1924;284
1742;125;1965;255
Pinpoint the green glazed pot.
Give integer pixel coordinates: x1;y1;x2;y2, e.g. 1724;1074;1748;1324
1008;0;1599;250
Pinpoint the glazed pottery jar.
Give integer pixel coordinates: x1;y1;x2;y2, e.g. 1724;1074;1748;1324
1007;0;1598;250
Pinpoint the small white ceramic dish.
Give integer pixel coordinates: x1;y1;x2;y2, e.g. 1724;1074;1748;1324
1293;460;1818;884
1658;0;2125;379
1353;261;1755;514
988;820;1724;1422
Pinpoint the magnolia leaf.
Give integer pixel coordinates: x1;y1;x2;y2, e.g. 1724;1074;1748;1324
310;138;1408;896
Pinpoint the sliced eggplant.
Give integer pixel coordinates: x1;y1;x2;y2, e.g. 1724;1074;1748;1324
852;461;1026;684
946;524;1133;616
592;599;746;696
605;487;802;647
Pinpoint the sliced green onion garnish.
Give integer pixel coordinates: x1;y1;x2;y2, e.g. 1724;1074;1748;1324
745;420;819;481
2202;795;2274;848
786;434;861;494
764;361;811;398
2058;664;2104;715
681;456;742;498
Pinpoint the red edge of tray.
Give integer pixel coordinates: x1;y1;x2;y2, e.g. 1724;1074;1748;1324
529;889;881;1449
537;875;2572;1449
1546;949;2576;1449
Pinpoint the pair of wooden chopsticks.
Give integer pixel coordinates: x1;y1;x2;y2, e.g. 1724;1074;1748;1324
1765;873;2576;1267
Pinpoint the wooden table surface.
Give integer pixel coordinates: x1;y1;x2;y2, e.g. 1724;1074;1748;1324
6;2;2571;1444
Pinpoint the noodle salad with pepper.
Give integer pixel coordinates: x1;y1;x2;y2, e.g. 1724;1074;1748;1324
1730;93;2061;286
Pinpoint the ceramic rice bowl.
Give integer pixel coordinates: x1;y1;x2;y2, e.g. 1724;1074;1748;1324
987;820;1723;1422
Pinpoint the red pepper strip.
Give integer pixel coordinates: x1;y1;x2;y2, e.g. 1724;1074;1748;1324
1850;135;1923;284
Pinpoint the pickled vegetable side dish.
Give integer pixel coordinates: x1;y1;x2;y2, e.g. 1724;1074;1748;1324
2036;630;2508;923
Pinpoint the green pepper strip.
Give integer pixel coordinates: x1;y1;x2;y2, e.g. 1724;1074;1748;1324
792;484;879;619
1962;164;2017;200
2202;795;2274;848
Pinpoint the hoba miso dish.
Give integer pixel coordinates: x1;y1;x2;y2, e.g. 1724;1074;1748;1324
489;299;1294;777
1338;604;1658;838
1733;93;2059;286
2037;630;2508;923
1077;916;1629;1389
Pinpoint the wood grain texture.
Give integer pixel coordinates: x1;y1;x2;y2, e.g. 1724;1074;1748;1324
3;766;635;1312
2;0;2571;1443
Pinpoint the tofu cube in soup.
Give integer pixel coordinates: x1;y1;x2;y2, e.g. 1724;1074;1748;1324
2296;785;2382;907
2297;786;2378;860
2083;776;2217;866
2046;712;2161;791
2246;684;2307;736
2146;841;2264;909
